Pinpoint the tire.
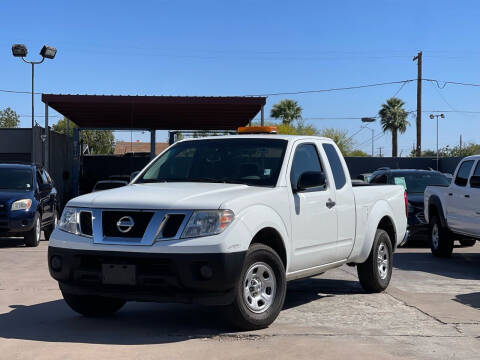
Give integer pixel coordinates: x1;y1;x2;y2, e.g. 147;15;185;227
43;209;58;241
430;215;453;257
24;213;41;247
227;243;286;330
459;239;476;247
62;291;126;317
357;229;393;293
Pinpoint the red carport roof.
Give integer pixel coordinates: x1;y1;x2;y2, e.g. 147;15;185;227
41;94;266;130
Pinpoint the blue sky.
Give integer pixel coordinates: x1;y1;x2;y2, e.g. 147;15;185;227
1;0;480;156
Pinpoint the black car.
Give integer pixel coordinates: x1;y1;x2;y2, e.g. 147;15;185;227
0;163;58;247
369;169;451;242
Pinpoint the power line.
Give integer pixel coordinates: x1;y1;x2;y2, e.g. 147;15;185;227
245;80;415;96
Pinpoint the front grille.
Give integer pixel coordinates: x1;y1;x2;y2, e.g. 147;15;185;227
79;211;93;236
102;211;153;238
161;214;186;238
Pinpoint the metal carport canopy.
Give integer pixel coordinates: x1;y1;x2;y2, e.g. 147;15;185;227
41;94;267;130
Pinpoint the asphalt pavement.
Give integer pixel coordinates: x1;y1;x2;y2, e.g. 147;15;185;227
0;236;479;360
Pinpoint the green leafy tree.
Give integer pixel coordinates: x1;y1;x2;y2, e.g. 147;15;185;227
270;99;302;125
319;128;354;155
348;149;370;157
0;107;20;128
53;117;115;154
415;143;480;158
378;97;409;157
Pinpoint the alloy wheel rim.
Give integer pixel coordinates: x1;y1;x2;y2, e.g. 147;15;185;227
377;242;389;280
242;262;276;314
36;218;41;243
432;224;439;249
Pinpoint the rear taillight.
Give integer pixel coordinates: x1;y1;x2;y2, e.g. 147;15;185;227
404;191;408;218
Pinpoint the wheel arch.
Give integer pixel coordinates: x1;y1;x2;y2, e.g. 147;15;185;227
427;195;447;228
250;227;287;269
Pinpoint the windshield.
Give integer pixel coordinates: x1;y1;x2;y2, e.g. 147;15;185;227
137;138;288;187
0;168;33;191
393;172;450;194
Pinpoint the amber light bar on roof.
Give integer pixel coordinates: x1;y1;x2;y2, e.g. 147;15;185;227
237;126;278;134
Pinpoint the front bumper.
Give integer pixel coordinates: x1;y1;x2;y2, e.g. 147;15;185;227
0;210;35;235
48;246;246;305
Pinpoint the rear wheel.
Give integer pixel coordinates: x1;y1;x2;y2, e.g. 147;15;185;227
357;229;392;293
43;209;58;241
62;291;126;317
430;215;453;257
227;243;286;330
24;213;41;247
459;239;476;247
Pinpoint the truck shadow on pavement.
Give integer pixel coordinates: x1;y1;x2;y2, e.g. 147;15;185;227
454;292;480;310
393;251;480;280
0;278;361;345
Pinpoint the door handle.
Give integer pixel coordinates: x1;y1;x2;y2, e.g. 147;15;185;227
326;199;336;209
465;194;470;198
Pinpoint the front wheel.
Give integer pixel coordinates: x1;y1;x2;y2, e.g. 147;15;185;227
430;215;453;257
62;291;126;317
357;229;393;293
227;243;286;330
24;213;41;247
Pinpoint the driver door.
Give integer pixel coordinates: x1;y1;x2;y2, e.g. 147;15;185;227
288;142;338;272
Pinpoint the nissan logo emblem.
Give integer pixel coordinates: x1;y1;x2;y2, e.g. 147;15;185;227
116;216;135;233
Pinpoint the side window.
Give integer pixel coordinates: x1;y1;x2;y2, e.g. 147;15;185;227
455;160;474;187
290;144;323;190
36;171;44;189
43;170;53;184
322;143;347;189
473;162;480;177
370;173;388;184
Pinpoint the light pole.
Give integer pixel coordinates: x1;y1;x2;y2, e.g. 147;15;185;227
429;113;445;170
361;117;376;157
12;44;57;164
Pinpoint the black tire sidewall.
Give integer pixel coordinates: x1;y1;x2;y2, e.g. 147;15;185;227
372;231;393;289
430;216;453;257
24;213;41;247
231;244;286;330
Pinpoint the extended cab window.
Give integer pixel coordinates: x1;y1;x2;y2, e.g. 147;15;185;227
322;143;346;189
290;144;323;190
138;138;288;187
455;160;474;187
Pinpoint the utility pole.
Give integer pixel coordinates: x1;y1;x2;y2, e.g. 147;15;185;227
413;51;422;157
460;135;463;151
377;147;383;157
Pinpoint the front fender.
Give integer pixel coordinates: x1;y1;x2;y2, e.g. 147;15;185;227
236;205;290;267
427;195;447;228
348;199;398;264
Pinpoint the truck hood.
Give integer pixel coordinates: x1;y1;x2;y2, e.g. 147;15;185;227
67;182;273;210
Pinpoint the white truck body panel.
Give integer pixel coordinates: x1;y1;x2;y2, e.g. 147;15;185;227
425;155;480;238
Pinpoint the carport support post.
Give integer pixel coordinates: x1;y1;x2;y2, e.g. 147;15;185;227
261;106;264;126
150;129;156;159
44;102;49;172
72;127;79;197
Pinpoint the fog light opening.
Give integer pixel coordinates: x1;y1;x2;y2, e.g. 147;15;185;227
200;265;213;280
50;255;63;272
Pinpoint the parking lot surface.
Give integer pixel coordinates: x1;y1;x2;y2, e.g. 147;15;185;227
0;237;479;360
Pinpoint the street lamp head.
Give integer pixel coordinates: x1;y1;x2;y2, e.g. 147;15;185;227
40;45;57;59
11;44;27;57
361;117;376;123
429;114;434;119
440;113;445;118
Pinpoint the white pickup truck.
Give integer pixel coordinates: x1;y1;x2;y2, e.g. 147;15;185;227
48;133;407;329
425;155;480;257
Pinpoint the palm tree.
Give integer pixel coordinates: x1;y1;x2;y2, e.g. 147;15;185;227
378;97;409;157
270;99;302;125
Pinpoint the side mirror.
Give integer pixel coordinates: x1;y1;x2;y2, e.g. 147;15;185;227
470;176;480;188
39;183;52;192
130;171;140;182
296;171;326;192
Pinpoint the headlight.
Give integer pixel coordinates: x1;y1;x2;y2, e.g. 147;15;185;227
181;210;234;239
11;199;32;211
58;207;79;234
